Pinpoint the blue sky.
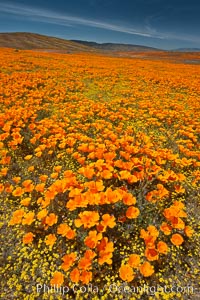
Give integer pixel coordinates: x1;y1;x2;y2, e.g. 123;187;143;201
0;0;199;49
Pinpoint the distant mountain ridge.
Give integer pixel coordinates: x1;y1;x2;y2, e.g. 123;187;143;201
70;40;160;51
172;48;200;52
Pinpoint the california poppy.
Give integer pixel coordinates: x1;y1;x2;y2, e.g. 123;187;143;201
171;233;184;246
139;261;154;277
22;232;35;244
50;271;64;287
119;264;134;282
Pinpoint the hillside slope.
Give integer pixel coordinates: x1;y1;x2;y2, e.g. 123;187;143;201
0;32;94;52
0;32;161;53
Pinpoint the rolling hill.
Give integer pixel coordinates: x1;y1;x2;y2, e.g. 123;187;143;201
0;32;94;52
1;32;199;56
0;32;160;53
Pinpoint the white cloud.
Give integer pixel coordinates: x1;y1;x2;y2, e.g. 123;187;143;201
145;12;200;43
0;2;160;38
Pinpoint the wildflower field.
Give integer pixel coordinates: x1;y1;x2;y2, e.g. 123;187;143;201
0;48;200;300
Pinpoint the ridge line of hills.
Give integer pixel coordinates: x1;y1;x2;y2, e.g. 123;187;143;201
70;39;160;51
0;32;199;53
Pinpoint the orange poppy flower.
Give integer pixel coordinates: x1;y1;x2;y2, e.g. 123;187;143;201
103;151;116;161
12;176;21;184
80;270;92;284
2;122;12;132
35;151;42;157
171;217;185;230
4;183;13;193
78;143;89;152
126;206;140;219
51;172;58;179
50;271;64;287
74;211;99;229
61;252;77;271
157;184;169;198
22;211;35;225
84;230;102;249
97;237;114;253
87;152;96;159
66;198;79;211
96;223;106;232
128;175;138;184
174;185;185;194
54;165;62;172
45;213;58;226
22;232;35;244
1;155;11;165
101;214;116;228
70;268;80;283
147;225;159;238
0;183;4;193
163;203;187;224
28;166;35;172
157;241;168;254
84;250;96;260
45;234;57;247
139;261;154;277
0;132;9;141
22;180;34;192
171;233;184;246
66;229;76;239
119;170;131;180
119;264;134;282
63;170;73;178
120;151;130;160
98;251;113;265
0;167;8;176
37;208;48;220
24;155;33;160
57;223;70;236
184;226;194;238
145;248;159;261
78;166;95;179
39;175;48;182
12;186;24;197
105;187;123;204
173;201;185;210
35;183;45;192
78;257;92;270
29;123;35;130
177;173;186;181
9;209;24;225
22;179;32;187
44;189;57;202
123;193;136;206
101;169;113;179
144;236;156;249
145;191;155;202
128;254;141;268
69;188;82;197
84;180;104;193
160;222;172;235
